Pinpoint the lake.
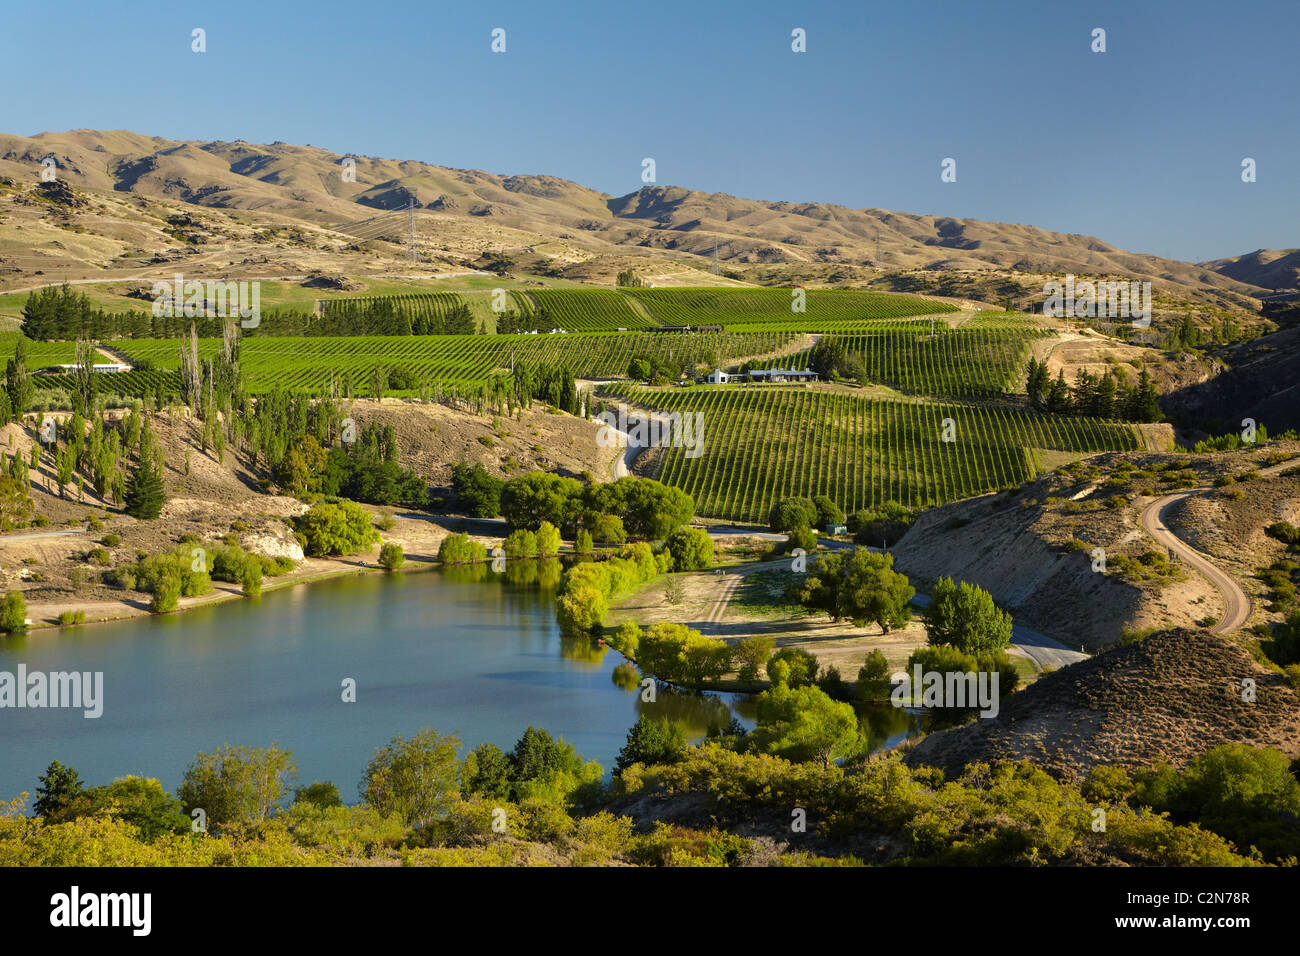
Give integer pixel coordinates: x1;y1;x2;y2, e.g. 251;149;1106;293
0;563;922;802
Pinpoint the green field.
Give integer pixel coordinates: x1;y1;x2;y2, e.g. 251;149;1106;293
625;287;959;330
763;323;1049;398
601;384;1138;521
48;330;794;395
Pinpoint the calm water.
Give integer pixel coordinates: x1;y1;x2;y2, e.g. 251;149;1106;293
0;564;920;802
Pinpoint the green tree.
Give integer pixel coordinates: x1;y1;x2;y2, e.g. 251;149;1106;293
292;781;344;810
293;500;380;556
811;494;844;530
0;590;27;632
800;548;914;634
857;649;892;700
92;775;189;840
664;526;714;571
923;577;1013;654
378;542;405;571
177;743;298;833
769;496;819;533
748;684;862;768
359;729;462;828
34;760;86;818
124;439;165;520
616;714;687;771
462;743;511;800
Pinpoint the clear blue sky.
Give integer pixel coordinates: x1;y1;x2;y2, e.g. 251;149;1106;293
1;0;1295;262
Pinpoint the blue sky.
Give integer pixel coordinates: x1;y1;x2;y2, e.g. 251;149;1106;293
1;0;1295;262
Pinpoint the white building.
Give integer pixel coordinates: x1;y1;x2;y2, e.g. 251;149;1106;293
706;369;733;384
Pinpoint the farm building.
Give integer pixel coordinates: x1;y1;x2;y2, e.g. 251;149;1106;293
706;369;734;384
745;368;819;383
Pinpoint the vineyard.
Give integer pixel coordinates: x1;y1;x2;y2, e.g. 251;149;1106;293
600;384;1139;521
764;324;1050;398
625;287;959;330
521;289;658;330
54;331;796;396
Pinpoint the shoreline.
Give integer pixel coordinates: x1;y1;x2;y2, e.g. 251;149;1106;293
19;553;442;635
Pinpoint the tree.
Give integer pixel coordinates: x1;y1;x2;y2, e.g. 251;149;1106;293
748;684;862;768
535;520;561;557
734;635;775;683
92;775;189;839
769;496;818;533
857;649;891;700
292;500;380;556
811;494;844;530
378;542;405;570
923;577;1013;654
451;462;504;518
124;439;165;520
462;743;511;800
616;714;687;771
636;621;731;684
5;338;33;419
240;560;263;596
769;647;819;687
664;526;714;571
177;743;297;833
34;760;86;818
800;548;914;634
556;585;607;638
359;729;461;828
0;590;27;633
292;781;344;810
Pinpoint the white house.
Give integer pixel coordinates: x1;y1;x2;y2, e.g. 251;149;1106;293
746;368;818;384
706;369;733;384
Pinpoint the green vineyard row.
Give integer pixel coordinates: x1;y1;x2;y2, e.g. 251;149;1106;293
601;384;1139;521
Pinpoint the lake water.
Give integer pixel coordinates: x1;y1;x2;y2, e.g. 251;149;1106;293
0;564;921;802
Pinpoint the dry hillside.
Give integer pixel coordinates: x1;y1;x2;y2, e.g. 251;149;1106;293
904;628;1300;781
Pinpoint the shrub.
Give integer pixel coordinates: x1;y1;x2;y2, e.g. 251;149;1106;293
0;591;27;633
664;527;714;571
150;579;180;614
58;609;86;626
292;500;381;557
379;543;405;571
101;533;121;547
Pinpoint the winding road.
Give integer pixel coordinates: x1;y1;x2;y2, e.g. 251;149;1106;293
1138;458;1297;635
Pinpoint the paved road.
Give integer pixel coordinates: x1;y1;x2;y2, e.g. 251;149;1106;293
1138;457;1298;635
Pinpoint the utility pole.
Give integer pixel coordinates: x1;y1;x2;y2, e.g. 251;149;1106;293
406;198;417;265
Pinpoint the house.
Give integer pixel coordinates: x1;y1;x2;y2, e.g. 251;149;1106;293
45;363;131;374
746;367;819;384
706;369;733;384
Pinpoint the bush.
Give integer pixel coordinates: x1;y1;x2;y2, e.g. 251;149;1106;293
101;533;121;547
86;547;111;566
241;561;263;597
768;497;818;534
58;609;86;626
0;591;27;633
438;533;487;565
293;500;381;557
379;542;405;571
503;529;539;559
664;527;714;572
150;579;180;614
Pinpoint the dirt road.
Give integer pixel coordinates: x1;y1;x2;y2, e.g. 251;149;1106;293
1139;458;1298;635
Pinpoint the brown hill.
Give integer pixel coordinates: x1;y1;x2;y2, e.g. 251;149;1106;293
0;129;1275;310
904;629;1300;781
1202;248;1300;292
